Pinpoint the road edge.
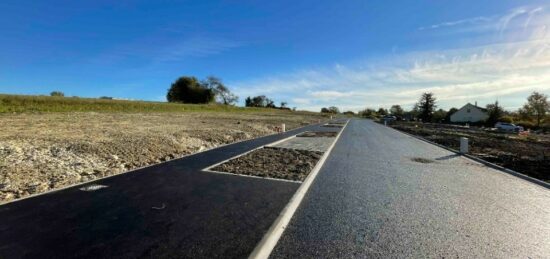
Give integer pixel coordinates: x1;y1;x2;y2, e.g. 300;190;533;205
248;119;350;259
0;121;326;206
385;122;549;189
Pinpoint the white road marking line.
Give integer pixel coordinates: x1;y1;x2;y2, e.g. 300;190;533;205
248;119;350;259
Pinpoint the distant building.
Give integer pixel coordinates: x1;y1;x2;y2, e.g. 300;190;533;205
450;102;489;123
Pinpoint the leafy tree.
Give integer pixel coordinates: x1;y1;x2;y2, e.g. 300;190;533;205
280;102;287;108
486;101;504;125
432;109;447;123
390;105;404;117
202;76;238;105
418;92;437;122
266;98;276;108
343;111;355;116
167;76;215;103
522;91;549;127
50;91;65;97
328;106;340;114
245;95;275;108
377;108;388;116
321;107;330;113
359;108;377;118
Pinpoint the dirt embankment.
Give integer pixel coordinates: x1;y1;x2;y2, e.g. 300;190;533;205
389;122;550;183
0;112;324;202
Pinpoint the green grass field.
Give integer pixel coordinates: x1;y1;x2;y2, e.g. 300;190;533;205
0;94;315;114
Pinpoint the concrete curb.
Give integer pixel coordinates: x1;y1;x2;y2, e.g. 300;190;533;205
385;124;550;189
248;120;350;259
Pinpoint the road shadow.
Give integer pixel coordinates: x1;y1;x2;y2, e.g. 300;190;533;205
435;154;461;161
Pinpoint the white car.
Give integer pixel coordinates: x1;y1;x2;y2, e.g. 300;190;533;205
495;122;523;132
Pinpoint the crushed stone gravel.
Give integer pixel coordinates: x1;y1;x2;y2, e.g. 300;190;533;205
210;147;323;182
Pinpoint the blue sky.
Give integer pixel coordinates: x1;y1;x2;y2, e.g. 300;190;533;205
2;0;550;111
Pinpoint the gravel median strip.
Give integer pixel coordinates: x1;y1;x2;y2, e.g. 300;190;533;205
209;147;323;182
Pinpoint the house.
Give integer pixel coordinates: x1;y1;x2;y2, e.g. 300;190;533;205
450;102;489;123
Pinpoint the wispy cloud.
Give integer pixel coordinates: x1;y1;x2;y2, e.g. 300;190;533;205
418;16;493;31
232;6;550;112
157;37;242;62
499;7;528;35
525;7;543;28
89;36;241;65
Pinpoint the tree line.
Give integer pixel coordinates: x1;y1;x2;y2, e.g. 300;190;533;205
359;91;550;129
166;75;293;110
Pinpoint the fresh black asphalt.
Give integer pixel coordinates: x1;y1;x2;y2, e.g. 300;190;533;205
2;119;548;258
0;123;339;259
271;119;550;258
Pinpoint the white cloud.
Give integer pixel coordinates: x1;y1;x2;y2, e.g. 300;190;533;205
418;16;493;31
231;6;550;112
525;7;543;28
499;7;528;34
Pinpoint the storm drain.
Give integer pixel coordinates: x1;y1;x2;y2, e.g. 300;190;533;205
207;147;323;182
79;184;108;192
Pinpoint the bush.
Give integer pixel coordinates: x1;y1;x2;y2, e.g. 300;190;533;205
50;91;64;97
499;116;514;123
245;95;275;108
167;76;215;104
516;120;536;130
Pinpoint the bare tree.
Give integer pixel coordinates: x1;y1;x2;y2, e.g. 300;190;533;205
202;76;238;105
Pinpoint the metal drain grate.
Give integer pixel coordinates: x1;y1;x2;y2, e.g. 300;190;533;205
79;184;108;192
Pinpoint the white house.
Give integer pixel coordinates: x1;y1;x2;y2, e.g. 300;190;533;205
450;103;489;123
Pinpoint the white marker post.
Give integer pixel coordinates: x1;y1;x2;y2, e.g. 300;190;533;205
460;137;469;154
281;123;285;133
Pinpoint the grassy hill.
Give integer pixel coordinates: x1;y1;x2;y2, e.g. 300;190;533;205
0;94;313;114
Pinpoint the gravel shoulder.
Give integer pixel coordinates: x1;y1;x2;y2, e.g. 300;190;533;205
0;111;324;202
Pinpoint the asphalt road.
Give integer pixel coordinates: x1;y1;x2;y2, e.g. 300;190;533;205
0;123;339;259
272;119;550;258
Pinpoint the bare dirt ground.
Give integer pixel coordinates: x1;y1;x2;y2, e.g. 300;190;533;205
389;122;550;183
0;112;324;202
210;147;323;181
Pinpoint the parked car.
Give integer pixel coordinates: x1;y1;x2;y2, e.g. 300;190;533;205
382;115;397;121
495;122;523;132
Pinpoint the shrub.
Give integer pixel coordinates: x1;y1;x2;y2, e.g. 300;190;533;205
50;91;65;97
499;116;514;123
167;76;215;104
245;95;276;108
516;120;536;130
